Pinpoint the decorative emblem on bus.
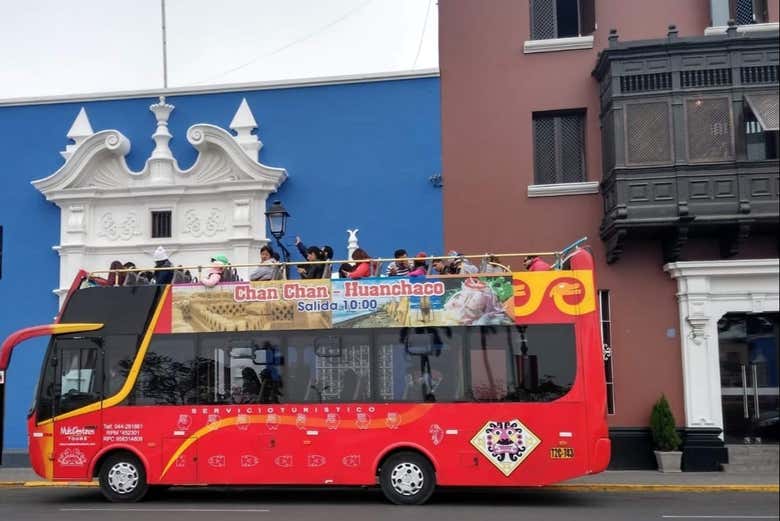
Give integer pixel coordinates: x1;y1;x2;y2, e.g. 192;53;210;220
470;419;541;476
355;412;370;430
274;455;293;468
295;413;307;430
325;413;340;430
342;454;361;468
429;424;444;446
57;448;87;467
308;455;326;467
207;455;226;468
266;413;280;430
385;412;400;429
177;414;192;431
240;455;259;468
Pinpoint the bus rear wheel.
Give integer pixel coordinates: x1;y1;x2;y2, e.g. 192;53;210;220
98;452;148;502
379;451;436;505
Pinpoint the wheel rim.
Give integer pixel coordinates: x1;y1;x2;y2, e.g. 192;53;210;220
107;461;139;495
390;462;424;496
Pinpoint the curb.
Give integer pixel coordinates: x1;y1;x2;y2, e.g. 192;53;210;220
0;480;97;488
552;484;779;493
0;481;777;492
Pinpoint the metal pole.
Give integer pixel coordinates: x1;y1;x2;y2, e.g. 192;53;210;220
161;0;169;90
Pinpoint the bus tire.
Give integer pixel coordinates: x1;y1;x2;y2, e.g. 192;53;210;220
98;452;148;502
379;451;436;505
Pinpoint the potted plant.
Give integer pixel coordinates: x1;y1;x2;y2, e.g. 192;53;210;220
650;394;683;472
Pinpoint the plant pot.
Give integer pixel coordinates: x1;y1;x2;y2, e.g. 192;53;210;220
654;450;682;472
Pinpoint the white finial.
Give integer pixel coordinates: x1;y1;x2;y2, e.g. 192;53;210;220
230;98;262;161
60;107;94;160
148;97;176;184
347;228;359;259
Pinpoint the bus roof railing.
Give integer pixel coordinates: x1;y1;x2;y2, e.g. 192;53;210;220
87;237;588;282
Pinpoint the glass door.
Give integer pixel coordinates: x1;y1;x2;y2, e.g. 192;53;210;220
719;313;779;444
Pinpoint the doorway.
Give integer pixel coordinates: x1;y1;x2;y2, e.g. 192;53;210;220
718;312;779;444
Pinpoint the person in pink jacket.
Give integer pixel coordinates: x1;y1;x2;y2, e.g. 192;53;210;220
340;248;372;279
407;252;428;277
523;255;551;271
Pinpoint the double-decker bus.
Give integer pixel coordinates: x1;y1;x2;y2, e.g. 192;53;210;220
0;245;609;505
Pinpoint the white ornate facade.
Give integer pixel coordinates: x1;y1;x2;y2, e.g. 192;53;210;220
33;97;287;297
665;259;780;434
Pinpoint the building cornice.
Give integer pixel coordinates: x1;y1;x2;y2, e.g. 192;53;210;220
664;259;780;279
0;68;440;108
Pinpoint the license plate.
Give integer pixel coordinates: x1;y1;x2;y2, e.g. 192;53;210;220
549;447;574;459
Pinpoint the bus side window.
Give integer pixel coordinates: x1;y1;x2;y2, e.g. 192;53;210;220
55;338;102;416
103;335;139;398
377;329;464;403
132;335;197;405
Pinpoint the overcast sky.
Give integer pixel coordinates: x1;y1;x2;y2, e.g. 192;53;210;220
0;0;438;100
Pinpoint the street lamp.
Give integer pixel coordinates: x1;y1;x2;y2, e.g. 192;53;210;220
264;200;291;264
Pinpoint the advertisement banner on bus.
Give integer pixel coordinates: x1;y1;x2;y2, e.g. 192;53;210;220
167;270;594;334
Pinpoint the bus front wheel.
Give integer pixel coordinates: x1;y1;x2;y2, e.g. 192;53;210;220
98;452;149;502
379;451;436;505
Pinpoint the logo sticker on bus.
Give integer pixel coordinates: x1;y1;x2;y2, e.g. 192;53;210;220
470;419;541;476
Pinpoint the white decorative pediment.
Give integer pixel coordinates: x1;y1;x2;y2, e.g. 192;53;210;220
33;97;288;298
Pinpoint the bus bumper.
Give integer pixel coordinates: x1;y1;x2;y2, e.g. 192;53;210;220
591;437;611;474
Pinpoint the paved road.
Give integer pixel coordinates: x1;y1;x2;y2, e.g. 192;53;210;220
0;486;778;521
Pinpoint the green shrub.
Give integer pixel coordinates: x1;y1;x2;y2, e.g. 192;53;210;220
650;394;682;451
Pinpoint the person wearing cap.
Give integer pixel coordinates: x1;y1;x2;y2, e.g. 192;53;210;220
203;254;229;287
408;252;428;277
152;246;174;285
524;255;551;271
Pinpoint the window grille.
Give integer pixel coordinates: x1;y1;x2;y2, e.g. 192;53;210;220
735;0;755;24
680;68;732;89
531;0;557;39
602;112;616;173
741;65;778;85
620;73;672;93
599;290;615;415
686;98;734;162
625;102;672;164
731;0;768;24
530;0;595;40
151;211;172;239
533;112;586;185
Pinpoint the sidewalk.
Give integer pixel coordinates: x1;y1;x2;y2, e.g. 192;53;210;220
0;467;777;491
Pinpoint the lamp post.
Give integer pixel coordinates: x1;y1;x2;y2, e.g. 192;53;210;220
264;200;291;265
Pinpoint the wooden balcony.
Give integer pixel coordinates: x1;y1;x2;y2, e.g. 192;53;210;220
593;25;779;263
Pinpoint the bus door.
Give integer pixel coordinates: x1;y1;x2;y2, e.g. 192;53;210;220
50;337;103;480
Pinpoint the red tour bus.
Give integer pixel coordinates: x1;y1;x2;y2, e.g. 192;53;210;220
0;244;609;504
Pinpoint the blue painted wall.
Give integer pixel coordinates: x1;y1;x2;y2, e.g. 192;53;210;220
0;76;442;451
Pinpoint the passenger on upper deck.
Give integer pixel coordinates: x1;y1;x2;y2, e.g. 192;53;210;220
249;245;279;281
106;260;126;286
386;249;411;277
433;251;478;275
298;246;325;279
484;254;510;273
524;255;551;271
153;246;174;285
408;252;428;277
340;248;372;279
203;254;230;287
